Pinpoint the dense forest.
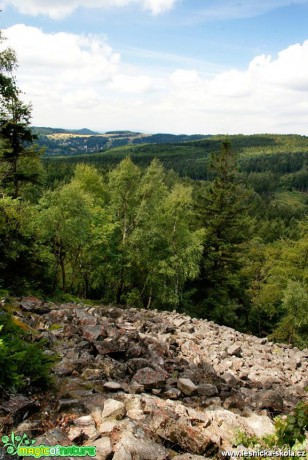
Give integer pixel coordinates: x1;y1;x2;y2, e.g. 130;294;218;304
1;29;308;353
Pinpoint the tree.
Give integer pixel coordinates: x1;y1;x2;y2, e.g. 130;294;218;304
247;220;308;347
128;160;204;308
190;141;249;326
0;30;17;100
108;157;141;302
36;182;96;292
0;30;42;198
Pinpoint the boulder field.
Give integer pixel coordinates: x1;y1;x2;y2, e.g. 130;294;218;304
0;297;307;459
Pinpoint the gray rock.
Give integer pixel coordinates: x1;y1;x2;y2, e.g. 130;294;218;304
1;396;40;425
163;387;182;399
177;378;198;396
222;372;238;386
133;367;168;389
114;431;168;460
103;381;122;391
227;343;242;357
198;384;218;397
102;399;126;420
88;437;112;460
256;390;284;412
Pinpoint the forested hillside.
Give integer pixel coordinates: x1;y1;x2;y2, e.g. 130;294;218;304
1;30;308;353
34;126;208;156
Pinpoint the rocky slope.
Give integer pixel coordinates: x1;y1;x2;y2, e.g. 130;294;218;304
0;297;307;459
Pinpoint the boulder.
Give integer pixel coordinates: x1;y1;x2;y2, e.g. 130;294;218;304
177;378;198;396
102;399;126;420
133;367;168;389
86;437;112;460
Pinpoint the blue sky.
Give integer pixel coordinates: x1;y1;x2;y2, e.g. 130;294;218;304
1;0;308;134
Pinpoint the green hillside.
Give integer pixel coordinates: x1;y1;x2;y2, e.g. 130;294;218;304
43;134;308;192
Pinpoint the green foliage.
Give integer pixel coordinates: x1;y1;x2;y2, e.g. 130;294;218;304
270;281;308;347
275;402;308;448
0;313;55;391
247;222;308;347
0;35;43;199
189;142;250;326
0;196;48;293
233;430;260;448
233;401;308;458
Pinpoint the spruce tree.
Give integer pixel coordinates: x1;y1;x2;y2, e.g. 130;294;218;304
0;30;41;198
190;141;249;326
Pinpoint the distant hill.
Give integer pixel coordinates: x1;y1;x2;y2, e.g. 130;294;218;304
32;127;100;136
32;126;209;156
72;128;100;135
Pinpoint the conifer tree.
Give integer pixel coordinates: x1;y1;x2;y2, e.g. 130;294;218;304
0;30;41;198
191;141;249;326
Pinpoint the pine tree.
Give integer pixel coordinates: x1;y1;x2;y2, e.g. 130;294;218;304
0;30;42;198
190;141;249;326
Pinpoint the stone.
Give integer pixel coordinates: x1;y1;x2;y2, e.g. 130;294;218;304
1;396;40;425
256;390;284;412
222;372;238;386
68;415;97;441
74;415;94;426
114;431;168;460
127;358;154;374
133;367;168;389
89;437;112;460
163;387;182;399
99;420;118;434
177;378;198;396
94;339;127;355
227;343;242;357
197;384;218;397
245;413;275;437
35;428;72;447
113;446;132;460
102;399;126;420
20;296;50;314
149;408;214;455
81;368;105;380
103;381;122;391
57;399;84;412
82;325;106;342
129;382;144;394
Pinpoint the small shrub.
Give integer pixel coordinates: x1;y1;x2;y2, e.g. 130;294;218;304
233;400;308;460
0;313;56;392
275;401;308;447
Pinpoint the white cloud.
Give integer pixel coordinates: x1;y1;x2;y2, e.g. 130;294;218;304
109;74;153;93
3;24;308;134
194;0;308;22
0;0;176;18
5;24;120;84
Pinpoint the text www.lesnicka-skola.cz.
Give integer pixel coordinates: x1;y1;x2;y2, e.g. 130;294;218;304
221;449;307;457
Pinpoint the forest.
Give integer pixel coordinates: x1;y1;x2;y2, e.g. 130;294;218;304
1;29;308;354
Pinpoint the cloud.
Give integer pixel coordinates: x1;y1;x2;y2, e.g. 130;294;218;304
5;24;120;84
108;74;153;93
192;0;308;22
3;24;308;134
0;0;176;18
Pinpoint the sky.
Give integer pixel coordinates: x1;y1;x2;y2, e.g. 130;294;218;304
1;0;308;134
